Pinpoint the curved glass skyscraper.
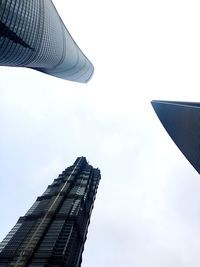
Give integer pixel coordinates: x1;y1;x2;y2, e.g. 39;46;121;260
0;0;94;83
151;100;200;174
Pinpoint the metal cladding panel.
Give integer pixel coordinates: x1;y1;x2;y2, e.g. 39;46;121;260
151;100;200;174
0;0;94;83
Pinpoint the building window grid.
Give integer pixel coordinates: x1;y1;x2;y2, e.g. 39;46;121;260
0;223;22;253
9;0;31;64
0;0;25;64
0;0;39;66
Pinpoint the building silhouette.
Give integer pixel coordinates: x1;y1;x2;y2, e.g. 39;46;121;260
0;0;94;83
151;100;200;174
0;157;100;266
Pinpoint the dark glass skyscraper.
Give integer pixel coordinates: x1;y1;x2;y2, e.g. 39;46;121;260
0;157;100;266
151;100;200;174
0;0;94;83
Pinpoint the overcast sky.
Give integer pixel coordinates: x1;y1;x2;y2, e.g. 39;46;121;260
1;0;200;266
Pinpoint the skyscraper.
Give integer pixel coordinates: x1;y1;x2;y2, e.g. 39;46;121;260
151;100;200;174
0;0;94;83
0;157;100;267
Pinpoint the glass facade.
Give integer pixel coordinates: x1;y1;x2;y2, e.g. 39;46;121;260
0;157;101;266
151;100;200;174
0;0;94;83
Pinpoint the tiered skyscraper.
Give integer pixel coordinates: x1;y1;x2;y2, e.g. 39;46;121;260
0;157;100;267
0;0;94;83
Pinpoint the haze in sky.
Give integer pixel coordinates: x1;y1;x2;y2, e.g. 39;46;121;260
1;0;200;266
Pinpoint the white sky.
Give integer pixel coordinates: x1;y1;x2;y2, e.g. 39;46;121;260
1;0;200;266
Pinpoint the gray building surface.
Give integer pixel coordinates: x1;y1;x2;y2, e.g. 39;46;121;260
0;0;94;83
0;157;101;266
151;100;200;174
